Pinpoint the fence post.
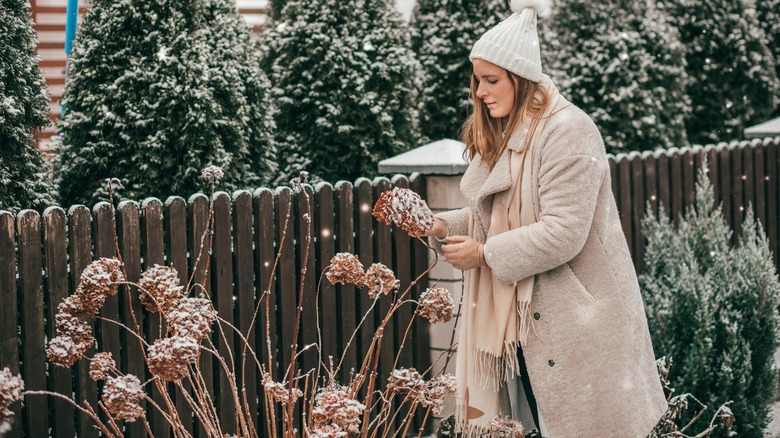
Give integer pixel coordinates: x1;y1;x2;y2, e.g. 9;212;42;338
379;139;468;423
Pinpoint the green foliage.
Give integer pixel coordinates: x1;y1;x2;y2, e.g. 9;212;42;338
640;162;780;437
0;0;57;212
261;0;423;184
754;0;780;118
55;0;276;206
541;0;690;154
668;0;779;144
410;0;508;142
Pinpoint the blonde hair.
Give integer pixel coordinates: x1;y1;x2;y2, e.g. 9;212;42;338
461;70;550;169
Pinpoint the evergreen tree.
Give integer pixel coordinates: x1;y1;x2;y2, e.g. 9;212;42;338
669;0;779;144
541;0;690;153
640;163;780;437
55;0;276;206
754;0;780;117
261;0;423;184
410;0;508;142
0;0;57;212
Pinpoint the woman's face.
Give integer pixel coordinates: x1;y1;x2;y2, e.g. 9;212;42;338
473;59;516;118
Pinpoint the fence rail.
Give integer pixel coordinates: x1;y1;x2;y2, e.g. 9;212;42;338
0;174;431;437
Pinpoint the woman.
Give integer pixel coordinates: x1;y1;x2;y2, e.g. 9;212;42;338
423;0;668;436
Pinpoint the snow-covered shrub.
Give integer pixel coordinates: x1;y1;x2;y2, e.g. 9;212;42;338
0;0;57;212
754;0;780;118
640;163;780;438
261;0;423;184
667;0;779;145
410;0;507;142
55;0;276;206
541;0;689;154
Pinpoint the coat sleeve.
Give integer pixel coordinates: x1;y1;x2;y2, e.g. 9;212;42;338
483;117;606;285
428;207;471;255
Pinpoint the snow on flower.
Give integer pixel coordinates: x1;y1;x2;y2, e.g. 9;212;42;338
138;265;184;314
89;352;116;381
47;333;93;368
325;253;365;286
372;187;434;236
0;368;24;434
201;165;224;182
166;297;217;341
75;258;125;316
417;287;454;324
103;375;144;422
262;373;302;404
363;263;399;299
421;373;457;416
387;368;425;398
311;386;365;435
147;336;199;382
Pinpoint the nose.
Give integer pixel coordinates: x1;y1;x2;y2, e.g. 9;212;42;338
476;82;487;99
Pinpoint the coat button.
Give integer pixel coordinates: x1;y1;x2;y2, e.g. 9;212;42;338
533;312;540;320
548;360;555;367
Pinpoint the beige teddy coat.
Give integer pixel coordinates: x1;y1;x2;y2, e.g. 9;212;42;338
433;95;667;437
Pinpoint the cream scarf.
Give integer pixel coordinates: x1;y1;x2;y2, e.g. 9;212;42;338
456;79;564;434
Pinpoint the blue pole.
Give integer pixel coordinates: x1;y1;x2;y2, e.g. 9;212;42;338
64;0;79;55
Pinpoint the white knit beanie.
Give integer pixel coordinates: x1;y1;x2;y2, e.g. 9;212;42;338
470;0;552;83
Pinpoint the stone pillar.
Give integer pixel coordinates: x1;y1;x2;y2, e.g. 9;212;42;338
379;138;467;402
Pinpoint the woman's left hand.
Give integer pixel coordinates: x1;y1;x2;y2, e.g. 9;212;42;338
441;235;485;271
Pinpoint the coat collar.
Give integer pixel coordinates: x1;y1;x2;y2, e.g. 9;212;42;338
460;75;567;236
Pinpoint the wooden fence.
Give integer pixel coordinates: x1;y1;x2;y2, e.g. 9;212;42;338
608;136;780;274
0;174;431;437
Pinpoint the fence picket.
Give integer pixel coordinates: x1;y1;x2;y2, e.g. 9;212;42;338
372;177;395;405
43;207;76;437
766;139;779;266
353;178;376;379
630;153;645;272
730;143;745;240
117;201;146;437
334;181;358;382
314;183;338;365
211;192;236;434
141;198;171;438
17;211;49;437
164;196;193;434
275;188;297;378
233;190;258;428
0;211;20;437
295;185;319;375
68;205;99;438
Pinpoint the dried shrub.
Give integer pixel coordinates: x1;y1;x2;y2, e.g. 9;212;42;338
363;263;400;299
0;368;24;434
138;265;184;314
417;287;454;324
311;386;366;435
89;352;116;381
147;336;199;382
325;253;365;286
372;187;434;236
103;375;144;422
167;297;217;341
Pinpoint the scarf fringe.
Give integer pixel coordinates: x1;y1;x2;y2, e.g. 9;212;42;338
455;398;503;437
472;300;535;390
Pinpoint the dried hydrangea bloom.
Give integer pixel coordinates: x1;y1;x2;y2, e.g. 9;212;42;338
488;415;525;438
417;287;454;324
387;368;425;398
261;374;302;404
372;187;434;235
147;336;199;382
363;263;399;299
47;334;94;368
311;386;365;435
138;265;184;314
0;368;24;435
201;165;224;182
309;424;348;438
325;253;365;286
89;352;116;381
76;258;125;316
167;297;217;341
421;373;457;416
103;375;144;422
